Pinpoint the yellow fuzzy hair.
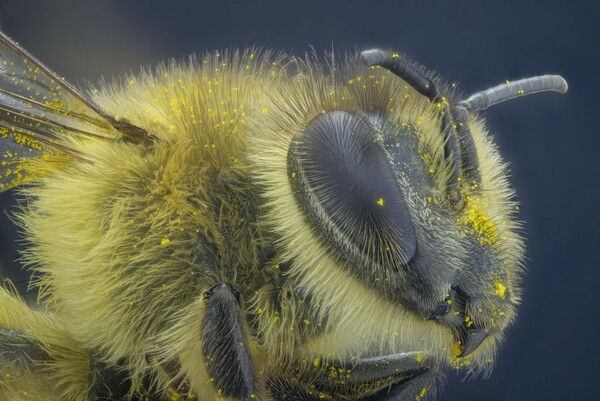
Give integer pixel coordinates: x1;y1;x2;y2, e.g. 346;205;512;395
5;49;524;399
0;284;90;401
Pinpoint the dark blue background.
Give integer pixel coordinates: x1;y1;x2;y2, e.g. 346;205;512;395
0;1;598;400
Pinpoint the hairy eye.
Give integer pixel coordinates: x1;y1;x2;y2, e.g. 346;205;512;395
288;110;417;270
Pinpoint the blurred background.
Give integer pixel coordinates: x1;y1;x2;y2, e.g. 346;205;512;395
0;0;598;400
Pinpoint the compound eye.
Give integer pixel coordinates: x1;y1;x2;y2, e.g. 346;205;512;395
289;111;417;270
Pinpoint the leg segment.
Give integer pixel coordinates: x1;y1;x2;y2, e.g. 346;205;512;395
0;286;91;400
201;283;255;400
268;352;437;401
89;359;134;401
0;326;50;370
363;369;439;401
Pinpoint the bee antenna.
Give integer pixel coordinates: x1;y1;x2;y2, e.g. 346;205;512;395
452;105;481;187
461;75;568;111
360;49;442;101
360;48;483;207
440;107;462;204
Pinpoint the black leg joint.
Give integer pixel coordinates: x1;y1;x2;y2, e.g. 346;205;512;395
202;283;255;400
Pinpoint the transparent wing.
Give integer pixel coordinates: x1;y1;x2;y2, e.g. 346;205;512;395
0;31;146;192
0;126;70;191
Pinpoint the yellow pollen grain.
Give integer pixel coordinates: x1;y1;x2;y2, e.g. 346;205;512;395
313;358;320;367
416;353;423;362
376;198;385;206
494;275;507;299
460;196;498;246
161;238;170;246
453;341;464;358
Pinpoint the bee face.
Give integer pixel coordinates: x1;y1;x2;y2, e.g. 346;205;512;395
289;106;521;316
253;52;531;369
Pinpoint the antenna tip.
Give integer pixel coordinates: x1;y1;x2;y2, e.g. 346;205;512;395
360;49;387;67
555;75;569;94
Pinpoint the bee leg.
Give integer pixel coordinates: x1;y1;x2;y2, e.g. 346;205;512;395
201;283;255;400
362;368;439;401
268;352;435;401
267;375;334;401
89;358;135;401
0;326;93;401
0;326;50;371
319;352;435;400
0;327;50;399
1;287;92;400
325;351;429;386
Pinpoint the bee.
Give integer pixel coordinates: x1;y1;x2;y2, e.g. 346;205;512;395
0;30;567;401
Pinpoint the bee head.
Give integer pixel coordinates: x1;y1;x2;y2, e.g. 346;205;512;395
280;49;566;363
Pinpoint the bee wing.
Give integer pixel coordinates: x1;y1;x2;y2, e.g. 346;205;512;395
0;31;147;192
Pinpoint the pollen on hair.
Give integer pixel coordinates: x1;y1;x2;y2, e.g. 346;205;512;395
493;275;507;299
458;194;499;246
